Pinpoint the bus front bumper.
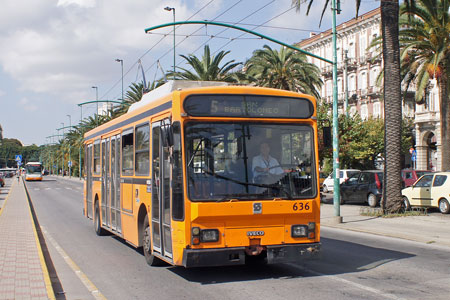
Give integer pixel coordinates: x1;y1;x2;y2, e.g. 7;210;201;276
182;243;321;268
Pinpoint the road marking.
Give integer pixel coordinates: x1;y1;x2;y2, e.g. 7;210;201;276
45;188;51;190
287;263;405;300
41;227;107;300
65;187;72;190
34;188;40;191
55;188;61;190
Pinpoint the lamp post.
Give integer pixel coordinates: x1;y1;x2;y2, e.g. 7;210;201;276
92;86;98;124
115;59;124;103
67;114;72;178
61;122;65;176
164;6;176;76
79;105;83;180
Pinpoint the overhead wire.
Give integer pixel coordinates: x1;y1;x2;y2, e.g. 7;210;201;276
99;0;218;101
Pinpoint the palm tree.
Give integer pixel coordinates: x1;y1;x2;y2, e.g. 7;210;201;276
399;0;450;171
168;45;242;82
292;0;404;213
245;45;323;98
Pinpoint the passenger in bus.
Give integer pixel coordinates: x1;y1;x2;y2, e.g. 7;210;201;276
252;141;284;183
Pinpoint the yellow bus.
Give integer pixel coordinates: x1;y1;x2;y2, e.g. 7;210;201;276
25;162;43;181
83;81;321;267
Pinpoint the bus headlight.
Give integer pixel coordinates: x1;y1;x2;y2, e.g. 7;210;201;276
200;229;219;242
291;225;308;237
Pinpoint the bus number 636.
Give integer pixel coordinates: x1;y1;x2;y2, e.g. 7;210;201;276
292;202;310;212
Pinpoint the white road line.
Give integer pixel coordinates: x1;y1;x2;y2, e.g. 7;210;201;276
287;263;405;300
34;188;40;191
65;187;72;190
45;188;51;190
41;226;107;300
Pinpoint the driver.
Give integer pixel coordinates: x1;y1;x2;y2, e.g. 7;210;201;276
252;142;284;182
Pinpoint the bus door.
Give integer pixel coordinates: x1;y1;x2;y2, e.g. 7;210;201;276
101;138;110;227
151;119;173;259
86;144;93;218
110;135;122;233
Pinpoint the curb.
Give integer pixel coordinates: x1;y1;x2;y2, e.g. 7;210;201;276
321;223;450;248
23;180;56;300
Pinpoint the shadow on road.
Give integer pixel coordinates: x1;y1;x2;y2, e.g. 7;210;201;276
167;237;415;284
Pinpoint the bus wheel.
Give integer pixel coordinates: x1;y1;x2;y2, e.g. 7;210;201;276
94;202;106;236
142;215;164;266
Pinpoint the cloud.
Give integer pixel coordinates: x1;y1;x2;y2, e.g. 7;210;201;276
0;0;222;103
18;97;38;111
0;89;5;97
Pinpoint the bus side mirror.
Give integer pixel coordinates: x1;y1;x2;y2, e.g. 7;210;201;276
323;126;332;148
160;125;174;147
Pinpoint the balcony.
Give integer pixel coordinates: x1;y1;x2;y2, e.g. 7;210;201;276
415;111;439;124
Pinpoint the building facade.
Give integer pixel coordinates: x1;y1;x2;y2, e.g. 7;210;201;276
296;8;440;171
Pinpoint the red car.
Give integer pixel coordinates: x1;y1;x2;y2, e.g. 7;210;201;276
401;169;429;188
0;175;5;187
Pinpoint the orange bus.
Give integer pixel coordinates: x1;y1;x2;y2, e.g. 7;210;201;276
83;81;321;267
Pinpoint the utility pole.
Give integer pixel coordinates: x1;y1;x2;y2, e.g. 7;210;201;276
67;115;72;178
331;0;342;223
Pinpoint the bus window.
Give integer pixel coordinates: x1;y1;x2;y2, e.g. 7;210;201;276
135;124;150;175
93;141;101;174
122;129;134;176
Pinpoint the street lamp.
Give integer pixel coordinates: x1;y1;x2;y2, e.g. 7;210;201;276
92;86;98;124
164;6;176;77
115;59;124;103
67;114;72;177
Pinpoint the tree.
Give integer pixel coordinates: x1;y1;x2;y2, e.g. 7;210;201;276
245;45;323;98
292;0;404;213
168;45;242;82
399;0;450;171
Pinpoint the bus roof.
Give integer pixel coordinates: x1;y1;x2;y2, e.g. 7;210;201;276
128;80;229;113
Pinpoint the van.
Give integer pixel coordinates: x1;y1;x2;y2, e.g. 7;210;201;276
322;169;360;193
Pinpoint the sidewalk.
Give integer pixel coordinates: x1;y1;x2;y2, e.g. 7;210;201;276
0;178;55;300
321;202;450;247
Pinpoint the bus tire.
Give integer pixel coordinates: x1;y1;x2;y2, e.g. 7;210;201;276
94;202;107;236
142;215;164;266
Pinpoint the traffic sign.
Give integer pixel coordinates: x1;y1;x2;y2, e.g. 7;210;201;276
15;155;22;162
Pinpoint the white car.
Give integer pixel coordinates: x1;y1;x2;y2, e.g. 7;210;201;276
322;169;360;193
402;172;450;214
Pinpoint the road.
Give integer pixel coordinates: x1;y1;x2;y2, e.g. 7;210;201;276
25;177;450;300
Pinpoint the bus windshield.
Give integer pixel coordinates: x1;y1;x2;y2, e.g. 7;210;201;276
26;164;42;174
185;122;316;201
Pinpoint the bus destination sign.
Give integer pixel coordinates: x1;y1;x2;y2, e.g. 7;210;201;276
184;94;313;119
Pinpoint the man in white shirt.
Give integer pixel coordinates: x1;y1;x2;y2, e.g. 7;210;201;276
252;142;284;182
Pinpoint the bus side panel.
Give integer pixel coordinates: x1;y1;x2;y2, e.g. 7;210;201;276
121;182;138;246
171;220;187;266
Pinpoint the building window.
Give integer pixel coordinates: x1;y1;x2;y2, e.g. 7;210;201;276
359;31;367;57
360;72;367;92
373;102;381;118
361;104;368;120
370;68;379;86
349;75;356;92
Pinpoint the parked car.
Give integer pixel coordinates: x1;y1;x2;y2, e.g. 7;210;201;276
322;169;360;193
0;174;5;187
402;172;450;214
340;170;383;207
319;172;327;190
401;169;429;188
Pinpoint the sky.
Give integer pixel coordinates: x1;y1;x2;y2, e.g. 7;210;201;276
0;0;379;146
